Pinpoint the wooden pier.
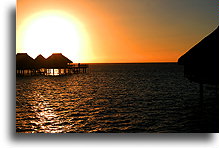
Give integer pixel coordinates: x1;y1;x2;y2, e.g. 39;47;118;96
44;63;89;76
68;63;89;74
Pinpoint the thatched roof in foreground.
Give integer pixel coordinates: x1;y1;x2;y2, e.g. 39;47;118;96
178;26;219;84
16;53;38;70
46;53;73;69
35;54;46;68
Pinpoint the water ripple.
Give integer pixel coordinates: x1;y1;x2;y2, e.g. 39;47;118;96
16;63;219;133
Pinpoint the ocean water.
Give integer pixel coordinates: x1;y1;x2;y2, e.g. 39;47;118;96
16;63;219;133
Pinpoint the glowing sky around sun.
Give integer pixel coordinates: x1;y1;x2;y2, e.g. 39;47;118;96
16;0;218;63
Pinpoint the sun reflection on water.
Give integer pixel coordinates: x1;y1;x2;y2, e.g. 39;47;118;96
17;64;217;133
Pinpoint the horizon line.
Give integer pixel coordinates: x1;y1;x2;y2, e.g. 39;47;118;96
79;62;178;64
16;52;177;64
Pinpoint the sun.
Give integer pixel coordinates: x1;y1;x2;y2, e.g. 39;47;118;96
16;10;93;63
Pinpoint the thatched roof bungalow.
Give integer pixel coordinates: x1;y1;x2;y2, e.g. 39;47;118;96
46;53;73;69
178;26;219;85
35;54;46;68
16;53;87;76
16;53;38;70
16;53;38;76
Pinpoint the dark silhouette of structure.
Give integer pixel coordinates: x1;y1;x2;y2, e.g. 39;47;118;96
178;26;218;99
45;53;72;75
46;53;72;69
16;53;88;76
178;26;219;132
35;54;47;68
35;54;47;75
16;53;38;76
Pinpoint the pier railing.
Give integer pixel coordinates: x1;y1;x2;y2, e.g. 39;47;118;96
67;63;88;68
67;63;89;73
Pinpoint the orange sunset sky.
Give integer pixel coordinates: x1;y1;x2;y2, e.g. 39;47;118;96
16;0;218;63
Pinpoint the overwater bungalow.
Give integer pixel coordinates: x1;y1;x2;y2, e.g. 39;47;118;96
16;53;38;76
178;26;219;99
46;53;73;76
16;53;89;76
35;54;47;75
